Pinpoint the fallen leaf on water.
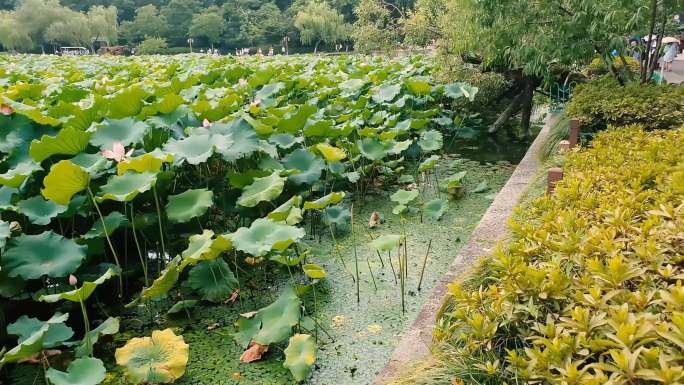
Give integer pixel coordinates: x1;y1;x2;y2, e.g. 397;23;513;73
224;289;239;304
368;212;379;228
240;342;269;363
331;314;346;327
231;372;241;381
367;324;382;334
240;311;258;318
207;322;220;331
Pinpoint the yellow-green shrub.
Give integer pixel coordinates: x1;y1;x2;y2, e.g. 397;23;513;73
437;126;684;384
585;56;640;77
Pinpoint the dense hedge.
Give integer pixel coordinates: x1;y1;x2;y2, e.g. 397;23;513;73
585;56;640;77
433;54;511;108
566;77;684;131
436;126;684;385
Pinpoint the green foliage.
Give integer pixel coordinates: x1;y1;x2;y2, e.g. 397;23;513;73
283;334;317;382
436;126;684;385
115;328;189;384
433;56;511;107
46;357;106;385
351;0;400;53
566;77;684;131
135;36;168;55
294;0;349;52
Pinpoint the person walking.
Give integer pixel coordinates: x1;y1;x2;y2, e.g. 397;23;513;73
663;42;679;72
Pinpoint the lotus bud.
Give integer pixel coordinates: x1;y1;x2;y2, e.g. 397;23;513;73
69;274;78;286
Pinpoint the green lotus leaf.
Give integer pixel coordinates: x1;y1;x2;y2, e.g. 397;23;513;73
41;160;90;205
277;104;317;133
185;258;238;302
418;130;443;152
0;269;25;299
0;161;41;188
233;286;301;347
398;174;415;184
0;313;69;367
388;139;412;155
256;82;285;100
164;133;214;165
7;314;74;348
97;172;157;202
2;231;86;279
358;138;387;161
315;143;347;162
232;218;305;257
473;180;490;193
209;118;260;161
39;268;117;303
74;317;119;358
419;155;440;172
70;153;112;175
0;220;9;249
115;328;189;384
372;84;401;103
179;230;232;270
303;192;345;210
339;78;366;93
267;196;303;225
405;78;432;95
284;334;316;382
344;171;360;183
369;234;402;251
90;118;149;149
166;189;213;223
323;206;350;226
117;152;173;175
443;82;479;101
392;204;407;215
0;186;18;210
29;127;91;162
167;300;199;315
269;133;302;149
391;189;419;205
303;119;334;137
17;196;67;225
83;212;128;239
283;149;325;185
424;198;449;220
46;357;106;385
302;264;326;279
237;171;285;207
140;257;181;300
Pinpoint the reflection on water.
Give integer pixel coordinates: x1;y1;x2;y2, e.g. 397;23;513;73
444;127;539;164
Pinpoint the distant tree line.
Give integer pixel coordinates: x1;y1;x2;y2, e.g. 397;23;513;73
0;0;427;53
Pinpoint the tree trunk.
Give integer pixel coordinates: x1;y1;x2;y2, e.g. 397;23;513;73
519;79;536;136
647;12;668;81
488;89;525;133
642;0;658;83
617;53;634;82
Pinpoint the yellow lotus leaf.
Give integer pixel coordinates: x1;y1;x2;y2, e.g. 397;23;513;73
117;152;173;175
315;143;347;162
115;328;189;384
41;160;90;205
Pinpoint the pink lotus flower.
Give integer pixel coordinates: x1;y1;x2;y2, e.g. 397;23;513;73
238;78;248;87
0;104;13;116
202;118;212;127
250;98;261;108
101;141;133;163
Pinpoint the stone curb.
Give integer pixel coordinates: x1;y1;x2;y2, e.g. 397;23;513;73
373;112;560;384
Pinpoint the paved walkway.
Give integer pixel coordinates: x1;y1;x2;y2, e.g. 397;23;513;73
663;53;684;84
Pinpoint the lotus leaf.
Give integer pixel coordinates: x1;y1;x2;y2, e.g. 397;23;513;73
267;196;303;225
390;189;419;205
473;180;490;193
392;204;407;215
256;82;285;100
211;119;260;161
70;153;112;175
46;357;106;385
369;234;402;251
339;78;366;93
323;206;350;226
74;317;119;358
41;160;90;205
0;313;69;367
7;314;74;348
423;198;449;220
0;161;41;188
444;82;479;101
418;130;443;152
97;172;157;202
39;268;117;303
302;264;326;279
0;186;18;210
166;189;213;223
303;192;345;210
237;171;285;207
233;286;301;347
372;84;401;103
419;155;440;172
283;149;325;185
2;231;86;279
185;259;238;302
179;230;232;269
358;138;387;161
389;139;412;155
117;152;173;175
167;300;199;315
283;334;316;382
141;257;181;300
315;143;347;162
29;127;91;162
277;105;317;133
405;78;432;95
0;270;24;299
398;174;415;184
17;196;67;225
83;212;128;239
269;133;302;149
0;220;9;248
163;134;214;165
90;118;149;149
232;218;305;257
115;328;189;384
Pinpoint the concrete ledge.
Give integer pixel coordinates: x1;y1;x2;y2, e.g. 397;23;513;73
373;112;559;384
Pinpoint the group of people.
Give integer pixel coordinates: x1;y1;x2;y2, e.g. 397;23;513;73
629;35;681;72
235;46;283;57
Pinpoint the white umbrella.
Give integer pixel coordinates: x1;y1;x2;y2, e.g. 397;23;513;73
662;37;680;44
642;34;659;41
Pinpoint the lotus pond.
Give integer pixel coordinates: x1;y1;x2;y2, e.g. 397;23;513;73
0;53;522;385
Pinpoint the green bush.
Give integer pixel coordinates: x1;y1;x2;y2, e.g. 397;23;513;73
585;56;640;77
135;36;168;55
433;126;684;385
566;77;684;131
434;54;511;107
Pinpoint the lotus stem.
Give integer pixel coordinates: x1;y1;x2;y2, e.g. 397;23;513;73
78;289;92;356
129;202;148;286
364;229;385;268
366;257;377;291
388;250;397;284
398;247;405;314
87;188;123;298
312;282;318;342
351;203;360;304
152;186;166;259
417;239;432;291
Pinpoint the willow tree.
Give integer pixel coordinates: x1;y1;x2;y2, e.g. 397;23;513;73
294;0;349;53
